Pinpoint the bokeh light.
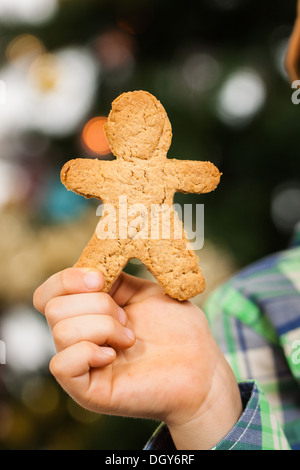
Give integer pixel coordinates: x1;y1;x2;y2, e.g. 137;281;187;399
6;34;45;71
82;117;111;156
94;29;137;85
0;160;30;208
39;176;89;222
66;398;100;424
272;37;290;80
29;54;60;92
95;30;136;71
21;376;60;415
182;52;221;93
0;47;99;138
0;0;58;25
217;68;267;126
271;182;300;234
1;306;55;373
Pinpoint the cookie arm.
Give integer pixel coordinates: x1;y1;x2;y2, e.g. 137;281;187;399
165;160;221;194
61;158;113;200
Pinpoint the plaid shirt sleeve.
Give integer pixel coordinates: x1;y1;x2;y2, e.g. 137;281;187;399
144;223;300;450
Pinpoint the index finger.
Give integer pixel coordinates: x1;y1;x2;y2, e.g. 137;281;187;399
33;267;105;314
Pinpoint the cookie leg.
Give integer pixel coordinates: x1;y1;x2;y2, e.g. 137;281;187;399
76;232;134;293
137;238;205;301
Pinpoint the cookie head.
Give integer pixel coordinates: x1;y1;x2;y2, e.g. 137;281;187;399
104;90;172;161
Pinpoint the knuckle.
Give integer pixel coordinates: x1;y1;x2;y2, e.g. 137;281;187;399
59;268;72;293
52;320;71;347
44;297;60;323
49;354;63;378
33;287;42;312
102;314;117;333
97;292;114;312
76;341;100;364
81;340;97;355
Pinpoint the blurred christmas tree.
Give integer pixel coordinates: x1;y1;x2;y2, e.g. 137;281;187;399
0;0;299;450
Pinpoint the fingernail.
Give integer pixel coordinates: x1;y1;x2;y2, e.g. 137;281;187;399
101;347;115;357
84;271;102;290
124;327;135;342
118;307;127;326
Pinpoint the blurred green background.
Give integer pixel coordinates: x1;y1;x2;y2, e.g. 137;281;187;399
0;0;300;450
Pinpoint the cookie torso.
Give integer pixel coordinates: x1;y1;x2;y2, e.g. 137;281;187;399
105;159;173;206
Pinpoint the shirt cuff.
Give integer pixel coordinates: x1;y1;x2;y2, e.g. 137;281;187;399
144;381;262;450
213;381;290;450
212;381;260;450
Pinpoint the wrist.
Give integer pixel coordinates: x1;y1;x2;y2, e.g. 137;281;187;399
166;361;243;450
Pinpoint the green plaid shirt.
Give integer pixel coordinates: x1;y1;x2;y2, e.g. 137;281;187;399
145;223;300;450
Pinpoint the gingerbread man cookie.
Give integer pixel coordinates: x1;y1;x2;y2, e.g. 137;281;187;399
61;91;221;301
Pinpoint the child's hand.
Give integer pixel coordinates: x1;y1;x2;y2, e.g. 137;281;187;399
33;268;242;450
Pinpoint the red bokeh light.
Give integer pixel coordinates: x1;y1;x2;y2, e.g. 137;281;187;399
81;117;111;156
